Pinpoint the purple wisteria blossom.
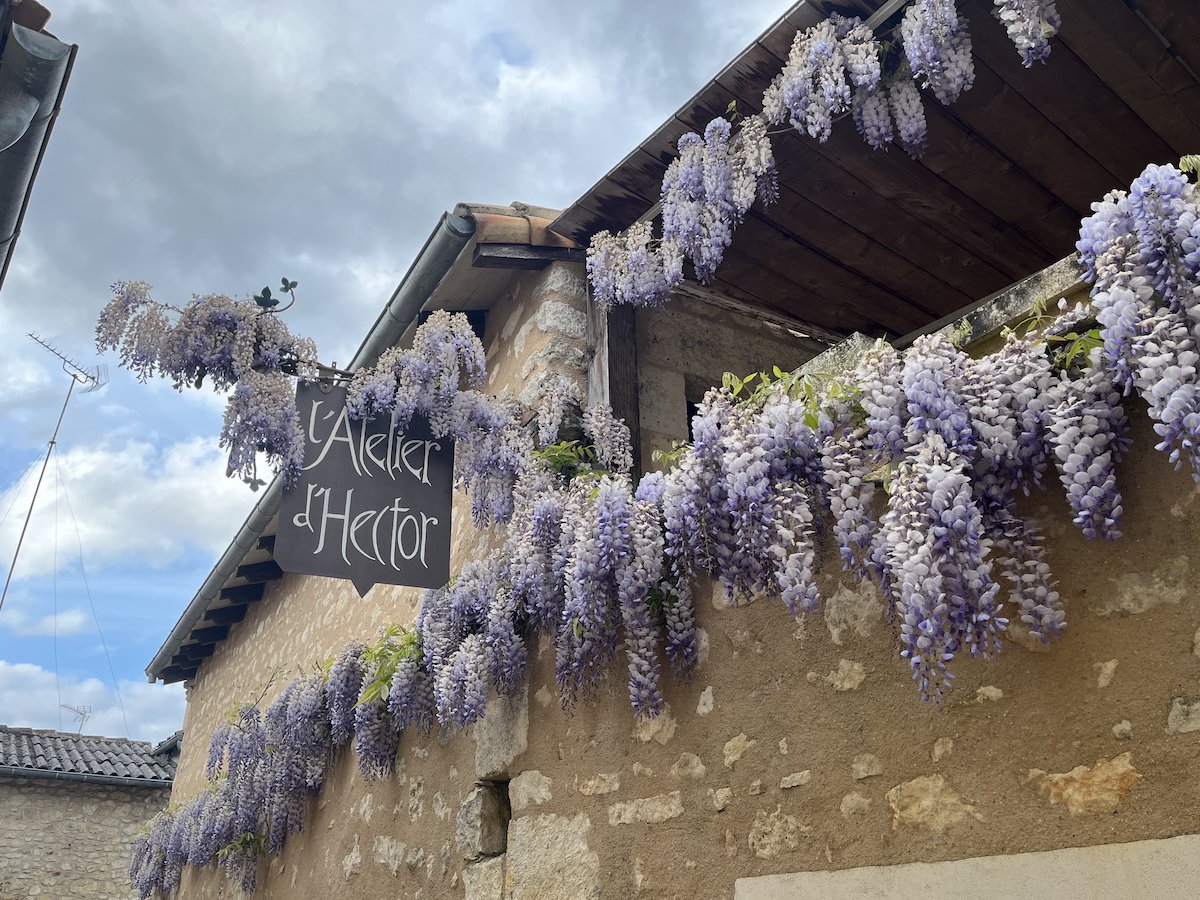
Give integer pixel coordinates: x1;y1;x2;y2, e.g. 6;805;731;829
993;0;1061;67
900;1;975;105
1046;365;1130;540
586;222;682;309
95;284;318;487
556;475;630;705
888;75;928;158
763;15;881;143
618;499;667;717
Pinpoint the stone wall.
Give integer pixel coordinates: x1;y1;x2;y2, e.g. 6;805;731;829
635;296;819;467
0;776;170;899
164;276;1200;898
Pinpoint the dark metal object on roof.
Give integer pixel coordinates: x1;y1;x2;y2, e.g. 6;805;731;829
0;12;75;294
0;724;177;787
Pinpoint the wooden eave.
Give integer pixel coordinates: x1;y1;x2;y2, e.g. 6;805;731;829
550;0;1200;340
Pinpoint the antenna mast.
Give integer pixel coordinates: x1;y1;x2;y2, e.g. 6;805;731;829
0;336;107;612
61;704;92;734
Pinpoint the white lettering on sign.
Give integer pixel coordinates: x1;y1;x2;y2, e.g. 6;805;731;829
291;485;439;571
304;400;440;483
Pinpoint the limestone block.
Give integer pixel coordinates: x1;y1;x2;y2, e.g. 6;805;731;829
633;705;677;745
748;806;807;859
724;733;756;768
1027;752;1142;815
1099;556;1189;616
1166;698;1200;734
510;770;553;812
670;753;707;780
457;784;509;860
807;659;866;691
851;753;883;780
505;813;599;900
823;582;884;645
886;775;979;832
710;787;734;811
840;792;871;817
608;791;684;826
341;834;361;879
372;835;406;876
463;855;506;900
475;683;529;780
780;771;812;790
1094;659;1119;689
578;773;620;796
696;686;714;717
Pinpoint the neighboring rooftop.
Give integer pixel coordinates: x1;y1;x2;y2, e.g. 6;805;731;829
0;725;177;786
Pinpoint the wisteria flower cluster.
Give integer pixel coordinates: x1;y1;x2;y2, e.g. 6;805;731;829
586;2;1068;307
993;0;1061;67
1078;162;1200;481
133;158;1200;888
762;14;881;143
130;675;332;899
900;0;975;105
587;114;777;308
96;283;318;486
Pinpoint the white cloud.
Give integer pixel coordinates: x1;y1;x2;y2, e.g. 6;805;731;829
0;608;90;637
0;437;254;580
0;660;185;743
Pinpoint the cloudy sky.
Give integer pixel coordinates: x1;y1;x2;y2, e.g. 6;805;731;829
0;1;788;742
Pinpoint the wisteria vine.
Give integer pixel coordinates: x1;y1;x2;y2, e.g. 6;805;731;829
587;0;1063;309
131;158;1200;896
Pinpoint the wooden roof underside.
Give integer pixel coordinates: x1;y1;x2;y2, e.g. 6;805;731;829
550;0;1200;340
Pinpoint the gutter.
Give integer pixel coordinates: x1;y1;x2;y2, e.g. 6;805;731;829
145;211;476;682
0;765;173;789
0;24;75;293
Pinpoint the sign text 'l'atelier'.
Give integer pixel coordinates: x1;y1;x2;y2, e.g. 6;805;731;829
276;382;454;596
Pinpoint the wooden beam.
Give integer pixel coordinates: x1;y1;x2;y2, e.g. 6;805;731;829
257;534;276;553
188;624;229;644
235;560;282;583
471;244;587;270
670;281;838;351
220;583;265;603
159;665;198;685
180;643;216;660
204;605;249;626
587;298;641;473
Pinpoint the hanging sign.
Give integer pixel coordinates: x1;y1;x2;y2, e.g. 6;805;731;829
276;382;454;596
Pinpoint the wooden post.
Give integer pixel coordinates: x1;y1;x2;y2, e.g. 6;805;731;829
587;297;642;474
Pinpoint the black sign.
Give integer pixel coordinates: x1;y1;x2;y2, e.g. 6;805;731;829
276;382;454;596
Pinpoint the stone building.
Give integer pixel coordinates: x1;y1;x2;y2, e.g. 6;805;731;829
0;725;178;899
143;1;1200;898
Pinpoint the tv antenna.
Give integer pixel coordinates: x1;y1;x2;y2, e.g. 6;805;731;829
0;336;108;612
61;704;92;733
